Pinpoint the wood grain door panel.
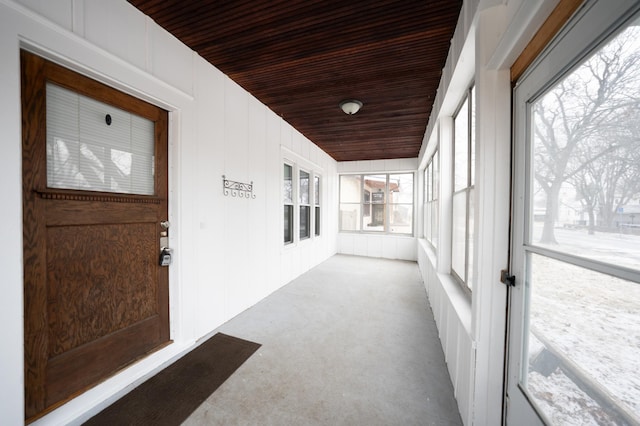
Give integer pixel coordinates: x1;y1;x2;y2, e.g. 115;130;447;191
22;50;170;422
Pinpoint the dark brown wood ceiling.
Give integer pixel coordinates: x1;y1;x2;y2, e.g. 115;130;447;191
128;0;462;161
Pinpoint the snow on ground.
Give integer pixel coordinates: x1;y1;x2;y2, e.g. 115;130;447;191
521;227;640;425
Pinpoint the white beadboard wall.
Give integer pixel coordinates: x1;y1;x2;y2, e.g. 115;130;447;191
0;0;337;424
416;1;562;425
417;241;475;425
336;158;419;261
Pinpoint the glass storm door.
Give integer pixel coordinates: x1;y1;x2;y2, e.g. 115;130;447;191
508;1;640;424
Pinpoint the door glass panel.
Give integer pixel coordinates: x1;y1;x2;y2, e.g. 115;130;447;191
523;17;640;424
522;253;640;425
529;19;640;273
47;83;155;195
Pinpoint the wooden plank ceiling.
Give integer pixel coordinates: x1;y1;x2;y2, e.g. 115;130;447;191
128;0;462;161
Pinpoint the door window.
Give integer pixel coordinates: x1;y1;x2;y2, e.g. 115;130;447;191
47;83;155;195
510;4;640;424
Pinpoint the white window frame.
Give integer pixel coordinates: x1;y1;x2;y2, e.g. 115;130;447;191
424;149;439;248
339;172;415;235
283;161;294;245
451;85;475;291
314;174;321;237
282;149;323;247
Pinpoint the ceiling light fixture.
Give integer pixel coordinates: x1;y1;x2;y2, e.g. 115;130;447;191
339;99;363;115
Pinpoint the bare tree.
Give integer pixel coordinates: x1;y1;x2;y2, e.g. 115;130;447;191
532;25;640;243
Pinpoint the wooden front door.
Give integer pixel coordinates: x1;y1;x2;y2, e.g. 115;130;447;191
21;51;170;422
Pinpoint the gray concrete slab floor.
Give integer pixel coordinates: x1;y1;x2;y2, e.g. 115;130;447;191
183;254;463;426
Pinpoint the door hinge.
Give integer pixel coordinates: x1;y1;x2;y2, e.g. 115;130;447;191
500;269;516;287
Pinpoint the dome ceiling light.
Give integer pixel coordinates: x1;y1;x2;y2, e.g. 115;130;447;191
339;99;363;115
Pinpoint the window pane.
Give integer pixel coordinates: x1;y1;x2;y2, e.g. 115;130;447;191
425;200;432;240
434;150;439;200
315;206;320;236
425;166;432;202
364;203;385;231
529;20;640;273
390;204;413;234
470;86;476;186
431;201;439;248
47;83;155;195
340;175;361;203
451;191;467;281
454;98;469;191
389;173;413;204
364;175;386;203
467;188;474;290
314;176;320;206
523;253;640;424
283;164;293;203
284;205;293;243
339;203;361;231
299;170;309;204
300;205;310;239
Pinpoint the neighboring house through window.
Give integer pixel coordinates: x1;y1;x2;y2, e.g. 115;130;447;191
339;173;414;235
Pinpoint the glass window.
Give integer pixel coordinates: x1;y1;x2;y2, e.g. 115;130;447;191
452;87;475;290
299;170;310;239
340;173;414;234
389;173;413;234
340;175;362;231
454;97;469;192
283;163;293;244
47;83;155;195
363;174;386;231
314;175;320;236
424;152;439;247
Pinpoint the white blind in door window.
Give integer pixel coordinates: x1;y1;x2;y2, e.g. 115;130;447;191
46;83;155;195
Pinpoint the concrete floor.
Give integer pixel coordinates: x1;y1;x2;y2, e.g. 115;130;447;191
183;254;463;426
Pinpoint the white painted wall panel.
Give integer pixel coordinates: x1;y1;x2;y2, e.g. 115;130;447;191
291;128;302;156
417;241;474;426
354;235;368;257
280;123;293;151
398;157;419;171
193;56;226;335
396;237;417;260
149;21;193;96
338;233;355;255
384;158;400;171
247;95;269;303
83;0;148;70
366;235;383;258
335;233;418;261
381;237;399;259
16;0;72;29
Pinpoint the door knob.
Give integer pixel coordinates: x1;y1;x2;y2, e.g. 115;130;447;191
160;221;170;229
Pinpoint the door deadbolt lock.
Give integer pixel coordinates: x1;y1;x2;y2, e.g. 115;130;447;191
159;247;172;266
